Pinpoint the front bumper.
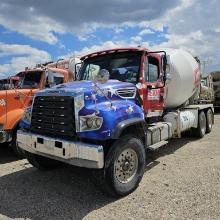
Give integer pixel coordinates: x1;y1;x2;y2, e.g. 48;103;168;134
17;130;104;169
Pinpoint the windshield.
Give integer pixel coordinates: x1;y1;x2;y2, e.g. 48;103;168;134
79;52;141;83
21;71;42;88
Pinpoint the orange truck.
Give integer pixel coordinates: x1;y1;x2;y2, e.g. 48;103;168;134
0;57;80;154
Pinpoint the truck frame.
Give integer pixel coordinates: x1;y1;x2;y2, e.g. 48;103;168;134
17;47;214;197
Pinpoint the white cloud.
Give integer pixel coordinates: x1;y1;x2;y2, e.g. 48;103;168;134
59;41;134;62
131;36;142;43
114;28;124;34
74;41;131;57
145;0;220;72
139;29;154;36
72;40;152;59
0;0;180;44
0;43;50;58
130;28;155;47
0;15;64;44
0;43;51;78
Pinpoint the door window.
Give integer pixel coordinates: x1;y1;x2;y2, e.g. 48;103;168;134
145;56;160;82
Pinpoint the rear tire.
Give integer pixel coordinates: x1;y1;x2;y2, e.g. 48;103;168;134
206;108;214;133
92;135;145;197
192;110;206;138
25;152;61;170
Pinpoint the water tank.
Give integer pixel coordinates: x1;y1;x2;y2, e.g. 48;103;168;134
164;49;201;108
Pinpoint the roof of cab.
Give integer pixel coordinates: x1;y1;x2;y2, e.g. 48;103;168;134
80;47;149;61
17;68;45;75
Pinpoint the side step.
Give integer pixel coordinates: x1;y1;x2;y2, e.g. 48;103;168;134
147;140;168;151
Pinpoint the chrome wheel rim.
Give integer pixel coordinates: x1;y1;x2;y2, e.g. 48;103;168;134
114;148;138;184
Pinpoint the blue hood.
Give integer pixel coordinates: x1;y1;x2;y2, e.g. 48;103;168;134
55;80;135;91
36;80;136;97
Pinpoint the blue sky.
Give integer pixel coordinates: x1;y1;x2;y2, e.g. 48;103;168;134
0;0;219;78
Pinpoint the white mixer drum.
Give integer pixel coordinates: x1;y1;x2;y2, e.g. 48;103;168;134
164;49;200;108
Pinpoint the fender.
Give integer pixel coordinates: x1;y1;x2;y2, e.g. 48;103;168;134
0;108;24;130
112;117;146;139
78;99;145;140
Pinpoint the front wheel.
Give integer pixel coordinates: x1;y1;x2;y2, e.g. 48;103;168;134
25;152;62;170
93;135;146;197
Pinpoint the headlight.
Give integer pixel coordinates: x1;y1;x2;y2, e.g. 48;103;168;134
23;108;32;122
95;117;102;127
80;114;103;131
86;118;94;128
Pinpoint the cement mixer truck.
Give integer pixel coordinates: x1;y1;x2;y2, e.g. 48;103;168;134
17;47;214;197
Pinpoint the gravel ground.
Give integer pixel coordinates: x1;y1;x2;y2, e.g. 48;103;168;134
0;114;219;220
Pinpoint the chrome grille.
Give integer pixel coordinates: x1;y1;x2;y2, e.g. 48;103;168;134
31;96;75;138
116;88;136;99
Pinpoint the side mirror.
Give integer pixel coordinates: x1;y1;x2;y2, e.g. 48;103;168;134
95;69;110;84
166;55;171;65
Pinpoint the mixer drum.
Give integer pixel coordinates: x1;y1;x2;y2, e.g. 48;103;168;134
164;49;201;108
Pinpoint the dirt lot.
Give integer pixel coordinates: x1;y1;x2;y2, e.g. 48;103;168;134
0;115;219;220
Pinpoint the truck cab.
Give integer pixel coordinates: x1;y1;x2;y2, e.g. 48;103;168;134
17;47;214;197
79;48;165;117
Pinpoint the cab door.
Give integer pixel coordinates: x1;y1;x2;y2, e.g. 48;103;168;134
142;55;164;118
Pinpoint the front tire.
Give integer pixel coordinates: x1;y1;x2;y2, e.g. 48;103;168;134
25;152;61;170
93;135;146;197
